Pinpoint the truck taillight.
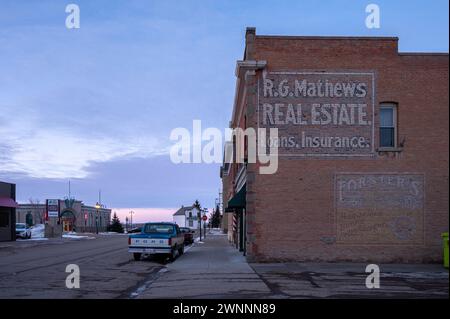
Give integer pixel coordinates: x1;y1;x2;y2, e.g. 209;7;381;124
168;238;172;246
128;237;131;245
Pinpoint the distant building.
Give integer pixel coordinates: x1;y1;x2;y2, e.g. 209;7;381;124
16;198;111;233
173;204;206;229
0;181;17;242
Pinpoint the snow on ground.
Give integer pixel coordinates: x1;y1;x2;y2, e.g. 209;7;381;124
99;232;126;235
26;238;49;241
15;224;48;241
16;224;95;241
62;233;96;240
31;224;45;238
208;228;226;236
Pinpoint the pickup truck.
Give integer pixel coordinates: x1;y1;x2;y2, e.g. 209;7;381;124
128;222;185;261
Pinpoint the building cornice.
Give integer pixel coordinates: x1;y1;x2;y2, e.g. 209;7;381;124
230;60;267;128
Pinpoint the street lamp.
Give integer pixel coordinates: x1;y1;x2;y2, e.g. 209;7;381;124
95;202;101;234
130;211;134;230
203;208;207;238
197;210;202;241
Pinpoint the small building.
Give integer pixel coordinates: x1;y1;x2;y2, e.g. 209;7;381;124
173;204;205;229
0;181;17;242
17;198;111;233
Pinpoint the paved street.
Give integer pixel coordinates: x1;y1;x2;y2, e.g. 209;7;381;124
0;232;448;299
0;235;163;298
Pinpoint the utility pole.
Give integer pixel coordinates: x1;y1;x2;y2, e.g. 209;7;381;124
204;209;207;238
95;202;100;234
203;208;207;238
218;189;223;214
198;210;202;241
130;210;134;230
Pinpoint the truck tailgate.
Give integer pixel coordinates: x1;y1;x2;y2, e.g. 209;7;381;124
130;237;170;247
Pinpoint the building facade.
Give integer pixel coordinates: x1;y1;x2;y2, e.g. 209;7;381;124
0;181;17;242
173;204;206;230
17;198;111;233
222;28;449;263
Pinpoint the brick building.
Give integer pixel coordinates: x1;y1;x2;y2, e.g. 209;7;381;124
221;28;449;263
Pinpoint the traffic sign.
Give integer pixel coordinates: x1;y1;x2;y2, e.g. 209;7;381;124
202;215;208;221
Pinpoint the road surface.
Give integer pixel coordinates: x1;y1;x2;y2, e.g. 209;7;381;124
0;232;448;298
0;235;162;298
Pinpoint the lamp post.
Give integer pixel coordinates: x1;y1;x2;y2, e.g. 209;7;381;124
198;210;202;241
125;216;129;233
203;208;207;239
130;211;134;230
95;202;101;234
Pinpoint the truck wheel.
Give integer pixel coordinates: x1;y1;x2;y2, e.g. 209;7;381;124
178;245;184;255
168;249;176;262
133;253;142;261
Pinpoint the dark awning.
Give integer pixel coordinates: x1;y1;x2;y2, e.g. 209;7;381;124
227;185;246;210
0;197;18;208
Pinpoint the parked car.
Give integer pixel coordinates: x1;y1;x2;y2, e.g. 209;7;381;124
179;227;194;245
127;227;142;234
128;222;185;261
16;223;31;239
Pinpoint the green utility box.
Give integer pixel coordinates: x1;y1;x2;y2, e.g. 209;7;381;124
442;232;449;269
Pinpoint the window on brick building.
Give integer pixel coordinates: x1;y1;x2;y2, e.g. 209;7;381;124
379;103;397;148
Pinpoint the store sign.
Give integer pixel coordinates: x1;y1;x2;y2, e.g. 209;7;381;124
335;173;425;245
47;199;59;218
258;72;375;157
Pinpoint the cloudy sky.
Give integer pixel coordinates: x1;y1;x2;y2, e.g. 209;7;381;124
0;0;448;222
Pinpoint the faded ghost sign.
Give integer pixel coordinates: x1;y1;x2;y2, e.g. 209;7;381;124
335;173;425;245
258;71;375;156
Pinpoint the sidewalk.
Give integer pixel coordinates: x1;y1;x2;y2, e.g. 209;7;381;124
136;231;271;299
250;262;448;298
136;231;448;299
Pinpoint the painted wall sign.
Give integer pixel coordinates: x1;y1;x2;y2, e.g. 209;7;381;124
258;71;375;157
335;173;425;245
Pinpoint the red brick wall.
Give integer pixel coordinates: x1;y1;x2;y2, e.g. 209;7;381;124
237;33;448;262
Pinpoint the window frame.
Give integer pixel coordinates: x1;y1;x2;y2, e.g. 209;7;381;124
379;102;398;150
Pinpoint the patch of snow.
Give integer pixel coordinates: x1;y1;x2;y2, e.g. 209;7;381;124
31;224;45;238
99;232;126;235
208;228;226;236
62;234;95;240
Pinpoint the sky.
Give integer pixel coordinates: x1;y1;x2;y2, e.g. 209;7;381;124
0;0;448;222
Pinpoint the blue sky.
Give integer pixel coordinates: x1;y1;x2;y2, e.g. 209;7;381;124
0;0;448;221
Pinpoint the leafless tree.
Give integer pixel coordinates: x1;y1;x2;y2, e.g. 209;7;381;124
29;198;44;224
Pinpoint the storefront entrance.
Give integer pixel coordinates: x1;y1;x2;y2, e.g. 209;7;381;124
61;210;76;232
227;184;247;255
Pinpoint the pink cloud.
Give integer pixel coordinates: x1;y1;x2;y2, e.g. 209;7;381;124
111;207;177;224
